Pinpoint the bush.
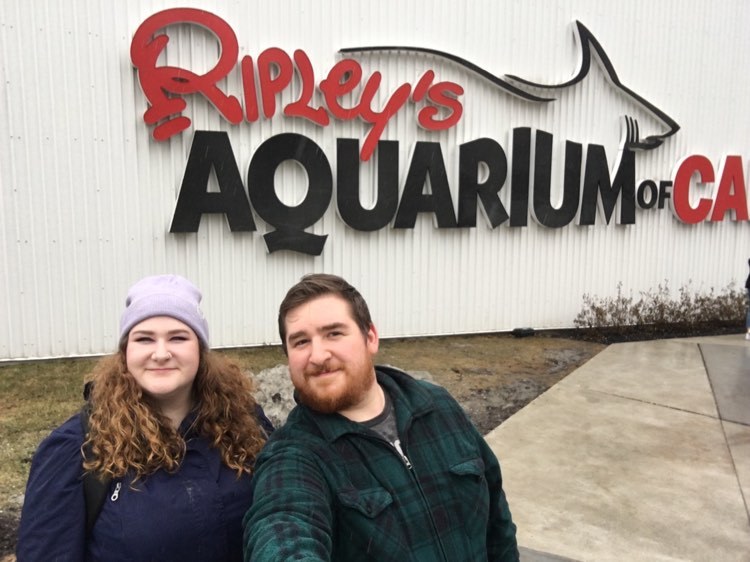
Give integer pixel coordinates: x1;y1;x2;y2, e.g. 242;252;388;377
573;281;746;341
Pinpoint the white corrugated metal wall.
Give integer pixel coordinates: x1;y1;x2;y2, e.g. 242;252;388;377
1;0;748;360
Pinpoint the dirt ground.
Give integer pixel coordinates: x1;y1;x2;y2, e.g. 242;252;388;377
375;332;605;434
247;331;607;436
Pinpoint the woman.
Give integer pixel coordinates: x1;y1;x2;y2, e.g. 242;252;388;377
17;274;272;561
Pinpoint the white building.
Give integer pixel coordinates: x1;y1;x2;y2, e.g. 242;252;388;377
1;0;748;360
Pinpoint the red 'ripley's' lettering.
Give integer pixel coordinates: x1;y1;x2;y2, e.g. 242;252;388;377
131;7;464;161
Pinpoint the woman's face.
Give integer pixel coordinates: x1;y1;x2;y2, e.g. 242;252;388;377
125;316;201;408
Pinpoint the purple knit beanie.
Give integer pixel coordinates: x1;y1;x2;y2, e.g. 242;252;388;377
119;275;209;347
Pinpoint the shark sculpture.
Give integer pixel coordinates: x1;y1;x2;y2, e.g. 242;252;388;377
341;20;680;150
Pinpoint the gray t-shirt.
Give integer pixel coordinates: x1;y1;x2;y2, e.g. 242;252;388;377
363;386;411;467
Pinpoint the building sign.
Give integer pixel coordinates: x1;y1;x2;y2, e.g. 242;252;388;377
131;8;749;255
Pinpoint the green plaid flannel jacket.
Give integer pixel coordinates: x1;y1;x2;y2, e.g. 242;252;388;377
243;366;519;561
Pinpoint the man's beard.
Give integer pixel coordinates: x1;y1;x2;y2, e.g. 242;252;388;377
295;361;376;414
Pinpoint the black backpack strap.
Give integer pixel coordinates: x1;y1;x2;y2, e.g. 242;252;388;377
254;404;275;438
79;394;112;536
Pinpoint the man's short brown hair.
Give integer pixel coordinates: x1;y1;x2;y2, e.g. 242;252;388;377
278;274;373;354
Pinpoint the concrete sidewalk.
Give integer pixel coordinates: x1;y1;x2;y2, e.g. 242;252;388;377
485;334;750;562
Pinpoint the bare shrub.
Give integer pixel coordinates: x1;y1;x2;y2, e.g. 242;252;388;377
574;281;745;335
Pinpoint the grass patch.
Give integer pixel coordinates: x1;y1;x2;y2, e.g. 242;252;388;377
0;358;97;504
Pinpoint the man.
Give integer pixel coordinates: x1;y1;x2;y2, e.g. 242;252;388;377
243;274;519;561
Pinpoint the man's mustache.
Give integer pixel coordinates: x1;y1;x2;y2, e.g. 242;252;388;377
304;362;342;377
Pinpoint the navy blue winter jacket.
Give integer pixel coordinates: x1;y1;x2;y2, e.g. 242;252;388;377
17;408;273;562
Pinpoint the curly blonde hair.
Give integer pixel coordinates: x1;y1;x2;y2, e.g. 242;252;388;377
82;347;267;480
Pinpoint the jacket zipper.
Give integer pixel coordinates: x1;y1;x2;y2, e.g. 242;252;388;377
392;439;413;469
362;431;413;470
110;481;121;501
399;423;450;561
363;427;448;561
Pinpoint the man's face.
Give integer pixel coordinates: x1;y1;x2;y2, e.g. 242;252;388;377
284;294;379;414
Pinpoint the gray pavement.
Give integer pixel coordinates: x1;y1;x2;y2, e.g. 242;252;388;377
485;334;750;562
